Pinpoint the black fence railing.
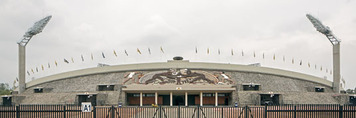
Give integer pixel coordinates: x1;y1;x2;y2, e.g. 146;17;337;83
0;104;355;118
265;104;356;118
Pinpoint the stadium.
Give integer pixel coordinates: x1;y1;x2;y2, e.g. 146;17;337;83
1;14;355;108
1;56;352;107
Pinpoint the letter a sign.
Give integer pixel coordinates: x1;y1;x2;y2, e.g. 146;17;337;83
81;102;92;112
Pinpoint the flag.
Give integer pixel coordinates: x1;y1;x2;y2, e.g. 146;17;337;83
31;69;34;73
253;51;256;58
292;58;294;64
320;66;322;71
13;80;17;88
308;62;310;67
16;77;19;82
48;63;50;68
315;65;317;69
263;53;265;59
283;56;285;62
160;46;164;53
113;50;117;57
81;55;84;61
41;65;44;70
124;50;128;56
55;61;58;66
27;71;30;76
13;80;16;87
102;52;106;58
231;49;234;56
64;58;69;63
273;54;275;60
71;57;74;63
299;60;302;65
137;48;142;54
326;68;328;73
36;67;38;72
148;48;151;55
218;49;220;55
241;50;244;56
207;48;209;54
195;47;198;54
91;53;94;60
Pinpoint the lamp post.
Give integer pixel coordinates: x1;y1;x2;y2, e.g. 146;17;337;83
17;16;52;94
306;14;341;93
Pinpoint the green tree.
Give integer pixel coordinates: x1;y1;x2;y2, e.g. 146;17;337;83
0;83;12;95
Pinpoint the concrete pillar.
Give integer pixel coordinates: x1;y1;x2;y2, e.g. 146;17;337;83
140;92;143;106
18;45;26;94
170;92;173;106
333;43;340;93
185;92;188;106
215;92;218;106
155;92;158;105
200;92;203;106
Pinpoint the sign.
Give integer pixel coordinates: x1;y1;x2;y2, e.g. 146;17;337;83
118;102;122;108
81;102;92;112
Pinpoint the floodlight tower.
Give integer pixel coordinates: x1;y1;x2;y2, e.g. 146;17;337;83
306;14;341;93
17;16;52;94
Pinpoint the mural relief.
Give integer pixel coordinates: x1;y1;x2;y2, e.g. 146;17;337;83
123;69;234;85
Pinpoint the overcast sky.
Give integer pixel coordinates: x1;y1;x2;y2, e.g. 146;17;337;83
0;0;355;89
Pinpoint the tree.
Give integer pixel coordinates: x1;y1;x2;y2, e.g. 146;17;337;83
346;89;353;94
0;83;12;95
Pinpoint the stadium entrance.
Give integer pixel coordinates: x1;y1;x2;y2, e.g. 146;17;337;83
260;94;280;105
77;94;97;106
1;96;12;106
126;91;232;106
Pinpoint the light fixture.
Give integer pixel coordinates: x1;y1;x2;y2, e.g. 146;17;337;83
306;14;341;93
17;16;52;94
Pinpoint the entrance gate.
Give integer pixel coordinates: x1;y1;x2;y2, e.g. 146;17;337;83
105;106;262;118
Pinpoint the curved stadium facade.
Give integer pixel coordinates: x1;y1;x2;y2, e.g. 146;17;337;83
2;57;350;106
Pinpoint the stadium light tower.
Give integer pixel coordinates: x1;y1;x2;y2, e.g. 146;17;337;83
17;16;52;94
306;14;341;93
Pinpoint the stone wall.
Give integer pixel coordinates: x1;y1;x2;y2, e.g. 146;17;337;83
12;69;347;105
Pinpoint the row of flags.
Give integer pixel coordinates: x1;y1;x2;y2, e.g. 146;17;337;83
26;47;166;76
198;47;333;74
25;47;333;77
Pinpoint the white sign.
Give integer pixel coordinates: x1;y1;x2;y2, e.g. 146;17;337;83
81;102;92;112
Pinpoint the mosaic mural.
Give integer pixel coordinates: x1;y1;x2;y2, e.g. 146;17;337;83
122;69;234;85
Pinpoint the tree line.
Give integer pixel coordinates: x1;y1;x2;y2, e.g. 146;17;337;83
0;83;12;95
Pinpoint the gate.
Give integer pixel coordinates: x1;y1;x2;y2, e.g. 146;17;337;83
1;104;355;118
106;106;257;118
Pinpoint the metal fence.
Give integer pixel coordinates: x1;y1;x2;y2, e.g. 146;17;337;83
265;104;356;118
0;104;355;118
